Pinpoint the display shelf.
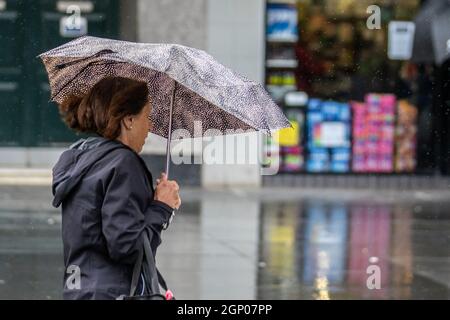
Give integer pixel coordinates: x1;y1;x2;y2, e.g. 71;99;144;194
267;36;299;43
267;0;297;4
267;84;297;90
266;59;298;68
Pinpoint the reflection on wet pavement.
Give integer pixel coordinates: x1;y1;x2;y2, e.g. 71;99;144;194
258;201;450;299
0;187;449;299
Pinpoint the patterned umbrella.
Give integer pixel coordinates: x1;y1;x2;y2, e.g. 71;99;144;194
39;36;290;176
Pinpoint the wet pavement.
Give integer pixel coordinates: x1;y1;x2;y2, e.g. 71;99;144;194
0;186;449;299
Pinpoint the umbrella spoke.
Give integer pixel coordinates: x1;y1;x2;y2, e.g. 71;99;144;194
51;60;127;100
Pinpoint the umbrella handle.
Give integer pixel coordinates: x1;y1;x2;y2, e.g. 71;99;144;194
165;81;177;179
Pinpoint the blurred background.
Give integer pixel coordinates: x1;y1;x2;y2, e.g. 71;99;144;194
0;0;449;299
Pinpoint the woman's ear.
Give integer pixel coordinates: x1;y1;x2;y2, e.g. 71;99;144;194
122;115;134;130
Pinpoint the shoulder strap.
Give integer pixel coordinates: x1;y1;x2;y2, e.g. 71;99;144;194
129;229;169;296
129;241;144;296
142;229;162;294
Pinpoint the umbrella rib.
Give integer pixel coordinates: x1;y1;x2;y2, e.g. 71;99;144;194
50;60;127;101
54;49;116;69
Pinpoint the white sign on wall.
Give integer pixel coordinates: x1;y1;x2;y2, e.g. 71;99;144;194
388;21;416;60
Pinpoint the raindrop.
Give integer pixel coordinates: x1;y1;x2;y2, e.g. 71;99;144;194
47;218;55;225
258;261;267;268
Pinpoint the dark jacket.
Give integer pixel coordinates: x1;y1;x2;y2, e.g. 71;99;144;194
52;136;173;300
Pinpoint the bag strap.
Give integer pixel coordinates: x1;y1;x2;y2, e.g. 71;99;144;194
142;229;162;295
129;241;144;296
129;229;169;296
156;268;168;291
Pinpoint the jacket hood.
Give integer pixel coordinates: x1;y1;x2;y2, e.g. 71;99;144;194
52;136;126;208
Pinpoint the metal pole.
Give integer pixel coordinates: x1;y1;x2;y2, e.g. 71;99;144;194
165;81;177;178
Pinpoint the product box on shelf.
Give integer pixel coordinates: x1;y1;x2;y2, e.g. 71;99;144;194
267;3;298;41
277;107;306;173
394;100;418;172
306;99;351;173
351;94;396;173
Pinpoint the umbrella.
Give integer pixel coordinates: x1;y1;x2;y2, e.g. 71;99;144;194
412;0;450;65
38;36;290;177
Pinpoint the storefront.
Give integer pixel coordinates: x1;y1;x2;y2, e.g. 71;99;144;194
264;0;448;176
0;0;119;147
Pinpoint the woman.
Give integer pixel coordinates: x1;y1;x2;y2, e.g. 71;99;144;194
51;76;181;299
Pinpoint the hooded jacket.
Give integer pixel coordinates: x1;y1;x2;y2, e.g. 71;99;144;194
52;136;173;299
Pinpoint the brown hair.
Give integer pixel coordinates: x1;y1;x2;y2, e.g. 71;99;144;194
58;77;149;139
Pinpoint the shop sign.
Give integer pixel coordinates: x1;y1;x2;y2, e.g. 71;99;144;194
388;21;415;60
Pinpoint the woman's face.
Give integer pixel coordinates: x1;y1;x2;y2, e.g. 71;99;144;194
129;103;152;153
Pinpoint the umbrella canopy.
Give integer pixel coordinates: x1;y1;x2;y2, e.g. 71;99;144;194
38;36;290;140
412;0;450;65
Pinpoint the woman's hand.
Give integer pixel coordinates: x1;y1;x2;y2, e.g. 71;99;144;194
154;173;181;210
